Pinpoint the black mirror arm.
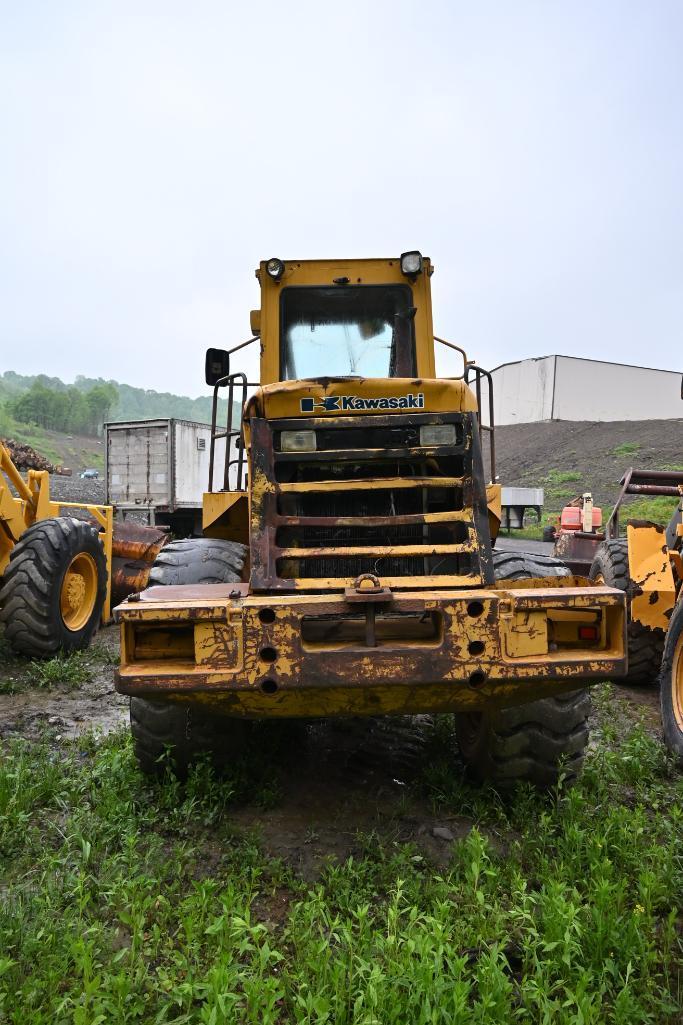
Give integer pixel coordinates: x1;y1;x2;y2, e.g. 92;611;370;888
227;335;259;359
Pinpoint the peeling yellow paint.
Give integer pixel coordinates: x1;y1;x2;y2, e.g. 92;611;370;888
115;583;627;715
627;523;676;633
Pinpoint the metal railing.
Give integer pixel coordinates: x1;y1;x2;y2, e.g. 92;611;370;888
605;467;683;540
208;372;249;492
434;337;496;484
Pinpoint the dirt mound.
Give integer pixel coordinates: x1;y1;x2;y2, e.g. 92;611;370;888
491;419;683;512
1;437;55;472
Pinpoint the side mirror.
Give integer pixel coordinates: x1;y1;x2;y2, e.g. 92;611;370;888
205;348;230;386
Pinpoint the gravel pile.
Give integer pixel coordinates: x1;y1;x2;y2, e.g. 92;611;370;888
49;474;106;506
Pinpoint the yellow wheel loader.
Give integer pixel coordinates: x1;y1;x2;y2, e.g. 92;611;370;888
587;468;683;688
114;253;627;786
586;468;683;761
0;443;167;656
660;584;683;767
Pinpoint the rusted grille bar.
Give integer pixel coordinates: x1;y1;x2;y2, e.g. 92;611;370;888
249;411;493;591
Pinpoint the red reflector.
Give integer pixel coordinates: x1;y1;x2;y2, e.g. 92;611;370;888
579;625;599;641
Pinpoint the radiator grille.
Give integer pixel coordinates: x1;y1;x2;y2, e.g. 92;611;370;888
250;413;484;590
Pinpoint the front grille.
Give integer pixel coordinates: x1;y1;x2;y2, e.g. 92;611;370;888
249;412;485;590
281;553;475;580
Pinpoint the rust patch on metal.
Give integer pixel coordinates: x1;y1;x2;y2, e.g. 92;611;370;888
115;584;627;715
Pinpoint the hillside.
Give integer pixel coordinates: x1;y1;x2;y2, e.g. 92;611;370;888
492;418;683;519
0;370;226;428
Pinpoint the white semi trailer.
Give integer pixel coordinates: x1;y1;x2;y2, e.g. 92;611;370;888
105;418;229;534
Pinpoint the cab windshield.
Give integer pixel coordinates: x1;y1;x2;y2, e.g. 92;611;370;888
280;285;415;380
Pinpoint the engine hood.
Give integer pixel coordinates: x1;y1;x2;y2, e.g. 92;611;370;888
245;377;478;420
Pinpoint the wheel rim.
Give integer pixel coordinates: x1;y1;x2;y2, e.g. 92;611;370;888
672;629;683;732
594;571;605;585
60;553;98;631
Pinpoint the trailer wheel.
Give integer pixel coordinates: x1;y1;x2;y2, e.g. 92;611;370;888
0;517;107;657
454;549;589;787
659;600;683;767
131;536;250;775
589;539;664;684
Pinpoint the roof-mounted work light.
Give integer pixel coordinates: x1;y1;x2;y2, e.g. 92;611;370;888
266;257;285;281
400;250;423;276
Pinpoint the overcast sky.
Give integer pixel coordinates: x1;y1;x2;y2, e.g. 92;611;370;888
1;1;681;396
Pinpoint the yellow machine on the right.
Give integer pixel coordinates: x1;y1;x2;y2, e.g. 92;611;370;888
658;497;683;764
588;467;683;762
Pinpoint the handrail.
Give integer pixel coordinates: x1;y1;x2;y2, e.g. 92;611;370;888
465;363;496;485
434;336;469;379
605;467;683;539
208;372;248;492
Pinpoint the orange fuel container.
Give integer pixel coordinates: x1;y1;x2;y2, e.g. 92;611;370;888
560;506;602;531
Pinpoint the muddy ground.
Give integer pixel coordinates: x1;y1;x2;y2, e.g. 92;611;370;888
0;622;663;879
0;625;127;741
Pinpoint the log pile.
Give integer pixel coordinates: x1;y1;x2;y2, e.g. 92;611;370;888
1;437;56;473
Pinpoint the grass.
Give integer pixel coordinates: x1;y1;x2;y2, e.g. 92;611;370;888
540;469;584;507
80;448;104;471
500;523;545;541
0;626;117;694
545;469;583;485
612;442;641;458
28;651;93;690
0;405;62;464
0;709;681;1023
621;495;679;528
0;635;22;694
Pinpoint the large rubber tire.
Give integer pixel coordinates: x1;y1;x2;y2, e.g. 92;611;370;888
130;698;252;777
454;548;589;787
491;549;571;581
0;517;107;657
148;537;247;587
131;536;249;775
659;600;683;767
589;539;664;685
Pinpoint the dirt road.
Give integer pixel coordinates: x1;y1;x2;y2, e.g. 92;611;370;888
495;535;554;556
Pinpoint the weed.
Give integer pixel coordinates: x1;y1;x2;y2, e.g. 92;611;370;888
29;651;92;689
612;441;641;457
545;469;583;485
0;716;681;1023
541;469;584;509
621;495;679;528
87;640;119;667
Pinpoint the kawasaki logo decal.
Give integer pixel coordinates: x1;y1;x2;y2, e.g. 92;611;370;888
300;392;425;413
